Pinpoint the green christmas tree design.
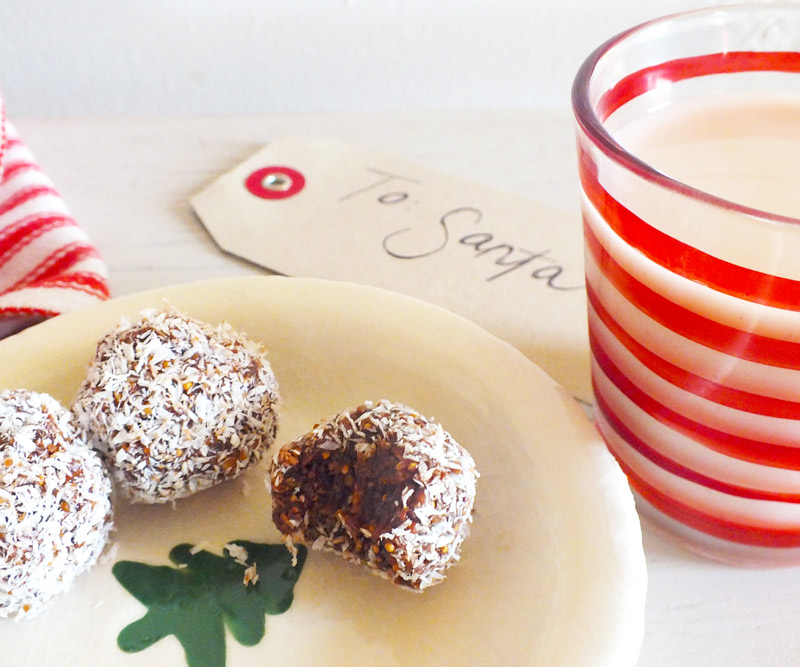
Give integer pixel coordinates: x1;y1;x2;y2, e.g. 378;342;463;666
113;541;307;667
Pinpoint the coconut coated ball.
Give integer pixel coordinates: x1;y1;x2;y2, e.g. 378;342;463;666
73;309;280;503
0;389;113;619
270;400;478;590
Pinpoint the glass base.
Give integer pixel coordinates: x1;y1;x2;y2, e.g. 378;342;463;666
633;490;800;568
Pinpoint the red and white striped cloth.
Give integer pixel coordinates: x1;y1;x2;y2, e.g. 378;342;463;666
0;99;109;338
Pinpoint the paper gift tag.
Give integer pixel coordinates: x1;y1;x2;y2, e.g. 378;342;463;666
190;136;590;403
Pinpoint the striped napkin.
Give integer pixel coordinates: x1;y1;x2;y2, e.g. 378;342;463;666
0;100;110;338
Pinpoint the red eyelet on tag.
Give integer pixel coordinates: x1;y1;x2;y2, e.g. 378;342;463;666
244;166;305;200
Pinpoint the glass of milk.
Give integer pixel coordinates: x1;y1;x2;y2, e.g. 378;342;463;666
572;3;800;565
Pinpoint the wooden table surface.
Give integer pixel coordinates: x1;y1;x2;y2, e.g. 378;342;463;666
15;109;800;666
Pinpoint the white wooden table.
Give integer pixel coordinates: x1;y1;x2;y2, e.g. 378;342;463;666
15;110;800;666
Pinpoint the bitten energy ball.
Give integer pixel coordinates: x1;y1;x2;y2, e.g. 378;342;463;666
0;389;113;619
73;309;280;503
270;400;478;591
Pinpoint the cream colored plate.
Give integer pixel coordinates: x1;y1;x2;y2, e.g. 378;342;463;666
0;277;645;666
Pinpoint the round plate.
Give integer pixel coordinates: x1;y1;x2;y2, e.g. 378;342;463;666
0;276;645;666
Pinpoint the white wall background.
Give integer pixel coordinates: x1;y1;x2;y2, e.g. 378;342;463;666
0;0;785;117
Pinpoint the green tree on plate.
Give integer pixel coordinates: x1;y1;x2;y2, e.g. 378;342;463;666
112;541;307;667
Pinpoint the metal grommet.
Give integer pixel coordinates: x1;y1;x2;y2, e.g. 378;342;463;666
262;173;292;192
245;166;305;200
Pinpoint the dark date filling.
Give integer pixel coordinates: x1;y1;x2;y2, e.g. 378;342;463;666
271;401;476;591
272;430;426;583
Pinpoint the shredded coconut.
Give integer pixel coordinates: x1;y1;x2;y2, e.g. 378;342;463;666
224;542;249;566
0;389;113;619
242;563;259;587
72;309;280;503
225;543;261;587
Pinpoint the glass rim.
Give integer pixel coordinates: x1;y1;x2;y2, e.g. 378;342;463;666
571;2;800;226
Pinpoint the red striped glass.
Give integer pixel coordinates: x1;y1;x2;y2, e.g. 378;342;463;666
573;4;800;564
